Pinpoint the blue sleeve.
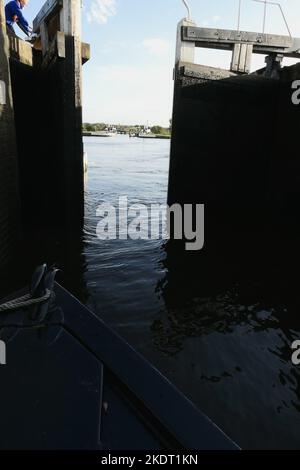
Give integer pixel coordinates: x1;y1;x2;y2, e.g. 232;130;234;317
13;3;30;35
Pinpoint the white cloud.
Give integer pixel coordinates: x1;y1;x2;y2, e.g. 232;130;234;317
87;0;117;25
142;38;171;56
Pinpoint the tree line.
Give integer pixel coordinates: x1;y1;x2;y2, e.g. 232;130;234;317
83;121;172;136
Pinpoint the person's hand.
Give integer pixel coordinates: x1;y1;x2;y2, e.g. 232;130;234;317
25;33;38;44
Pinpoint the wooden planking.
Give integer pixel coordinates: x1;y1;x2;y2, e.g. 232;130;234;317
60;0;81;37
41;36;89;66
81;42;90;64
33;0;88;67
40;21;50;56
34;0;81;36
41;31;66;69
8;36;33;66
184;26;293;48
33;0;63;32
231;43;253;74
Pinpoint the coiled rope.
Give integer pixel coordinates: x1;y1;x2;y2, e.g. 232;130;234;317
0;289;51;313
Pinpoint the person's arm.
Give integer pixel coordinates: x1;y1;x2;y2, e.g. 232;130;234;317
13;4;31;36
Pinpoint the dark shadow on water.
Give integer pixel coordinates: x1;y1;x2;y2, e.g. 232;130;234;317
156;212;300;350
152;211;300;449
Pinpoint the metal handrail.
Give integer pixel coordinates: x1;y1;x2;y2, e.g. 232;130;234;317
238;0;292;37
237;0;242;31
252;0;291;37
182;0;192;20
184;1;291;38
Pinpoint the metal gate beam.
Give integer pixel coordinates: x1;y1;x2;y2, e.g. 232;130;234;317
182;26;300;59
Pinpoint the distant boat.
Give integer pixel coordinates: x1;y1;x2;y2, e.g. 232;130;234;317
83;126;117;138
83;131;116;138
138;132;157;139
96;126;117;137
83;130;116;138
138;126;156;139
95;130;116;137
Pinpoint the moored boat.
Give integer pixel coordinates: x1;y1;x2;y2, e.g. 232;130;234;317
0;265;239;450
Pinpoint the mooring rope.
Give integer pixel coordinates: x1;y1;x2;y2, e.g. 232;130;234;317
0;289;51;313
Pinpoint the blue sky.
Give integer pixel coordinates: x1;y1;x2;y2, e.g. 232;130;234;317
19;1;300;125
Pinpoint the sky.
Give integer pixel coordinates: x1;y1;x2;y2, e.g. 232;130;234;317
17;1;300;126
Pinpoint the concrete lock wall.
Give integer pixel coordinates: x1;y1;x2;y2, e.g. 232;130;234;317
168;61;300;232
0;0;85;291
0;1;21;275
269;62;300;213
9;37;84;231
168;63;281;212
165;60;300;319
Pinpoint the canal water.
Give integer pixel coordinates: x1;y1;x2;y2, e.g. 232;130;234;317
6;134;297;449
80;135;300;450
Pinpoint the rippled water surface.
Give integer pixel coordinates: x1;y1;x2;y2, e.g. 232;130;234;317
81;135;300;450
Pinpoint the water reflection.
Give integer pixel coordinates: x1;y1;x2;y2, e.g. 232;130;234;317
152;224;300;448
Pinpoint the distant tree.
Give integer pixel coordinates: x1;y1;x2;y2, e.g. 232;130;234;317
151;126;164;135
93;123;107;131
83;122;108;132
83;123;94;132
151;125;171;136
83;122;171;135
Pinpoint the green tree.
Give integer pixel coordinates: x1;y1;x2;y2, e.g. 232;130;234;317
151;125;171;136
151;126;164;135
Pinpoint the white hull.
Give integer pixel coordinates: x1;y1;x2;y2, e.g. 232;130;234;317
96;132;116;137
138;133;156;139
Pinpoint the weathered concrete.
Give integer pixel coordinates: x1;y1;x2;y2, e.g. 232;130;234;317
168;55;300;295
0;0;21;275
182;26;300;59
175;18;196;66
9;0;86;231
0;0;89;293
169;62;280;211
268;62;300;211
8;35;33;66
169;22;300;224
